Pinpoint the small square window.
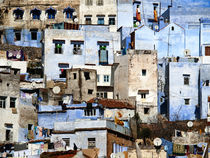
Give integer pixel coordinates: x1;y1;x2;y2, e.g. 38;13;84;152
142;69;146;76
28;124;33;130
141;93;146;99
0;96;6;108
88;138;96;149
184;76;190;85
104;92;107;98
97;75;100;82
73;73;77;79
86;0;93;5
31;31;37;40
10;97;16;108
98;18;104;25
97;0;103;6
84;72;90;80
206;80;209;86
62;138;70;146
144;108;150;114
88;89;93;94
104;75;109;82
160;97;163;102
85;18;91;24
184;99;190;105
55;43;62;54
73;44;82;55
109;18;115;25
14;30;21;41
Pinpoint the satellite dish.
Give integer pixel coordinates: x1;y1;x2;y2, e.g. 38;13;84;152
136;22;140;26
74;18;78;22
32;81;36;87
187;121;193;128
155;25;159;30
153;138;162;146
184;49;191;57
53;86;61;94
73;12;77;16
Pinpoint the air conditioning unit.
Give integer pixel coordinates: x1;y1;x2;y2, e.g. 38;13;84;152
183;49;191;57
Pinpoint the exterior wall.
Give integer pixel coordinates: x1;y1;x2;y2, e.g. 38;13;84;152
134;26;155;50
128;50;158;123
114;54;129;99
1;0;80;29
200;64;210;119
200;19;210;57
156;23;185;58
117;0;133;28
44;27;120;80
168;62;200;121
52;130;107;158
0;59;27;73
107;132;133;158
4;28;42;48
104;108;134;121
114;50;158;123
0;67;20;142
72;65;114;99
137;148;167;158
79;0;117;32
65;68;97;102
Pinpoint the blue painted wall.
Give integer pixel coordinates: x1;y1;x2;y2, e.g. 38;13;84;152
168;62;200;121
4;28;42;48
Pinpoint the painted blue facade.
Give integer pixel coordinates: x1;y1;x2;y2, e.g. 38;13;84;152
4;28;42;48
200;64;210;119
168;62;200;121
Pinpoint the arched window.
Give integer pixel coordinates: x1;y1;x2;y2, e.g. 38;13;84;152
13;8;24;20
63;7;75;19
30;8;41;20
46;7;57;19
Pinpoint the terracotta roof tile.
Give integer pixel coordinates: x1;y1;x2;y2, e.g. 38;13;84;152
87;98;135;109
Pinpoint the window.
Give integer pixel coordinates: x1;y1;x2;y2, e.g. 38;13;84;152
5;123;13;128
184;99;190;105
171;26;174;31
141;93;146;99
88;89;93;94
144;108;150;114
60;69;66;78
85;18;92;24
96;92;107;98
104;75;109;82
73;73;77;79
28;124;33;130
71;41;84;55
109;18;115;25
13;8;24;20
86;0;93;5
88;138;96;149
142;69;146;76
53;40;65;54
62;138;70;146
205;46;210;56
98;18;104;25
46;7;56;19
0;96;6;108
206;80;209;86
10;97;16;108
183;74;190;85
58;63;69;78
160;97;163;103
97;75;100;82
14;30;21;41
73;44;82;55
6;129;12;141
84;72;90;80
30;8;41;20
98;43;108;65
55;43;62;54
84;109;96;116
97;0;103;6
64;7;74;19
58;100;63;105
30;29;38;40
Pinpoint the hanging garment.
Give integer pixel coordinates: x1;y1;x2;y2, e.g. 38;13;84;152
154;10;158;22
189;145;194;154
38;126;43;136
136;8;141;22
